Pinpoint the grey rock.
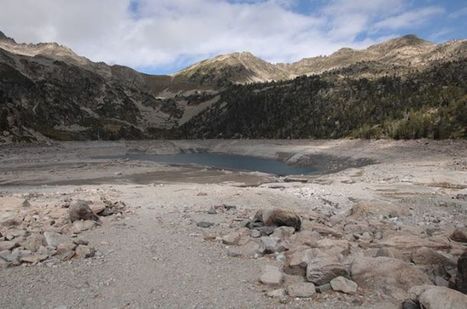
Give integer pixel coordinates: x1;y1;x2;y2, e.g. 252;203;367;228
69;200;99;222
43;231;70;248
330;276;358;294
75;245;96;258
71;220;97;234
260;236;287;254
0;240;17;251
227;241;264;258
196;221;215;228
419;286;467;309
316;283;332;293
21;233;44;252
287;282;316;298
266;288;286;298
259;265;284;286
252;208;301;231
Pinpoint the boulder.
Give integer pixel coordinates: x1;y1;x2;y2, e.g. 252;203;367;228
284;247;311;276
305;249;348;285
196;221;215;228
411;247;456;267
330;276;358;294
375;235;451;251
222;229;248;245
252;208;301;231
287;282;316;298
290;230;320;247
456;250;467;293
20;254;48;264
69;200;99;222
266;288;286;298
350;257;432;300
43;231;70;248
419;286;467;309
450;228;467;243
259;265;284;286
0;213;20;227
375;247;410;262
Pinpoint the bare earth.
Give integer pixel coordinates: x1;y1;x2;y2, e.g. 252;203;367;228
0;139;466;309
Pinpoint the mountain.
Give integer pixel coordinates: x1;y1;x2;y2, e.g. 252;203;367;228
0;32;465;143
175;35;467;83
175;51;289;84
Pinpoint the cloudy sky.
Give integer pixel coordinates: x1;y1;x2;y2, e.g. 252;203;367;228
0;0;466;74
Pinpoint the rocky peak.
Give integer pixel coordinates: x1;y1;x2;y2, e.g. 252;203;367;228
368;34;434;52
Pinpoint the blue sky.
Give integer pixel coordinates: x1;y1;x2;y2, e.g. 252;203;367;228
0;0;466;75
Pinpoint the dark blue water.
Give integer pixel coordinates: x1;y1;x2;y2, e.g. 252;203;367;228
125;152;316;176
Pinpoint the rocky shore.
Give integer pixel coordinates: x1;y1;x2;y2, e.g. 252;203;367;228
0;139;466;308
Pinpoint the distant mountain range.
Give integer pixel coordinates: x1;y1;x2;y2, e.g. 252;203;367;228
0;31;465;142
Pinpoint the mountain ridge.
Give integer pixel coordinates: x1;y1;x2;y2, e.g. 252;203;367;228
0;31;465;143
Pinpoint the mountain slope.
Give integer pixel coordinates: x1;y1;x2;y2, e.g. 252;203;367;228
175;35;467;83
180;59;466;139
0;32;465;142
175;52;290;85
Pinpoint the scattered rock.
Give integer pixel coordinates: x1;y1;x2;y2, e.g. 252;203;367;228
266;288;286;298
21;233;45;252
330;276;358;294
259;265;284;286
271;226;296;240
20;254;48;264
252;208;301;231
456;250;467;293
351;257;432;300
316;283;332;293
419;286;467;309
71;220;97;234
450;228;467;243
207;207;217;215
260;236;287;254
0;240;17;251
222;229;247;245
227;241;264;258
75;245;96;258
0;213;20;227
411;247;456;267
69;200;99;222
22;200;31;208
287;282;316;298
197;221;215;228
250;230;261;238
89;202;106;215
43;231;70;248
375;247;409;262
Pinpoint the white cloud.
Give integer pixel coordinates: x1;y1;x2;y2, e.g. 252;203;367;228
374;7;444;30
0;0;447;73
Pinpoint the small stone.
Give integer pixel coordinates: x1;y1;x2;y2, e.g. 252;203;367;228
227;241;264;258
22;200;31;208
44;231;70;248
259;265;284;286
71;220;97;234
330;276;358;294
250;230;261;238
75;245;96;258
266;289;286;298
316;283;332;293
0;240;17;251
207;207;217;215
196;221;215;228
21;233;45;252
20;254;48;264
271;226;296;240
287;282;316;298
260;236;286;254
90;202;106;215
401;299;420;309
222;231;242;245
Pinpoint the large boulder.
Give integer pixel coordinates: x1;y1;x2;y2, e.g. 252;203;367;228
419;286;467;309
450;228;467;243
411;247;456;267
456;250;467;293
305;249;348;285
69;200;99;223
350;256;432;300
251;208;301;231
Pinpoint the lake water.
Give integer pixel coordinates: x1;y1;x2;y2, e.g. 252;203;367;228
124;152;316;176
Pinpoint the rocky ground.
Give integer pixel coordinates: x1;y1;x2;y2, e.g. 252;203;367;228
0;139;467;309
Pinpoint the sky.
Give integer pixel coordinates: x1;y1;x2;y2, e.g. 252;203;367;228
0;0;466;75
